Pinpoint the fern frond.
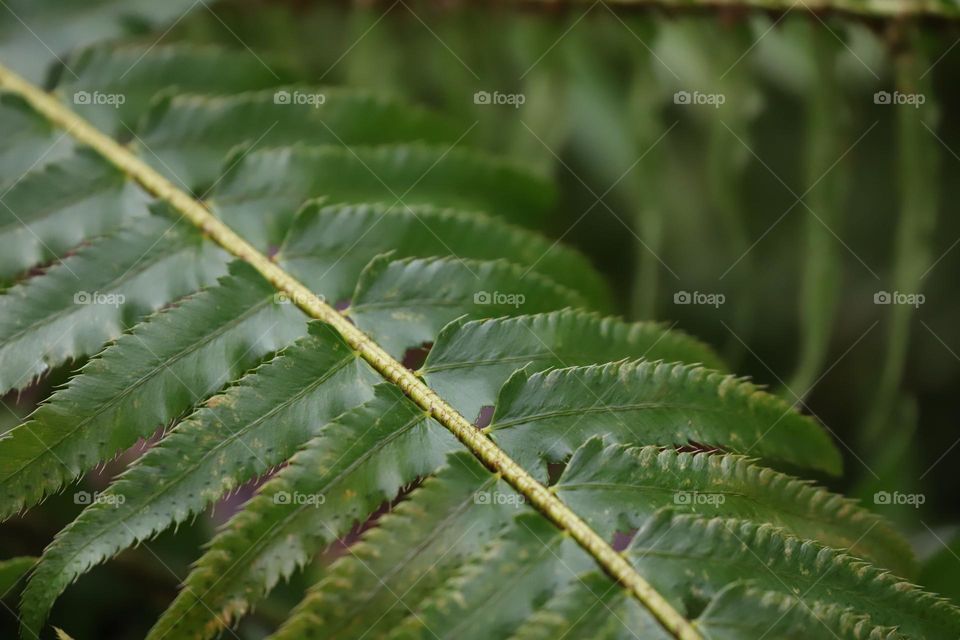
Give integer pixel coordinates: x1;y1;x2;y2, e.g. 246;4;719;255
18;322;376;635
349;255;587;357
0;93;72;181
488;359;841;477
388;513;571;640
556;438;913;575
272;449;940;639
0;0;200;82
694;583;901;640
146;385;459;639
270;453;516;640
0;215;226;394
0;556;34;595
277;201;613;309
0;262;304;520
138;89;459;190
53;43;290;134
511;571;672;640
422;310;725;419
510;576;901;640
628;512;960;638
0;150;148;282
0;23;954;640
209;144;556;246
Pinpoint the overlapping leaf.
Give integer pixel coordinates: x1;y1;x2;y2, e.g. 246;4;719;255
0;262;304;520
0;214;227;394
0;150;149;283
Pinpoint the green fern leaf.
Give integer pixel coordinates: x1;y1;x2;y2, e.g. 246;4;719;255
0;25;954;640
18;322;375;636
509;577;899;640
488;360;842;478
0;556;34;595
141;307;722;639
421;310;725;419
349;255;587;357
0;0;199;82
277;201;613;310
145;385;460;639
387;514;572;640
209;144;556;246
508;571;675;640
0;215;227;393
627;512;959;638
145;368;861;638
53;43;291;134
0;93;72;180
0;262;304;520
0;150;149;282
271;447;940;640
270;452;517;640
694;583;900;640
138;89;460;191
555;438;912;575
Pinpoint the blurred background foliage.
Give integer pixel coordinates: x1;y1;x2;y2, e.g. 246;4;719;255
2;1;960;637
